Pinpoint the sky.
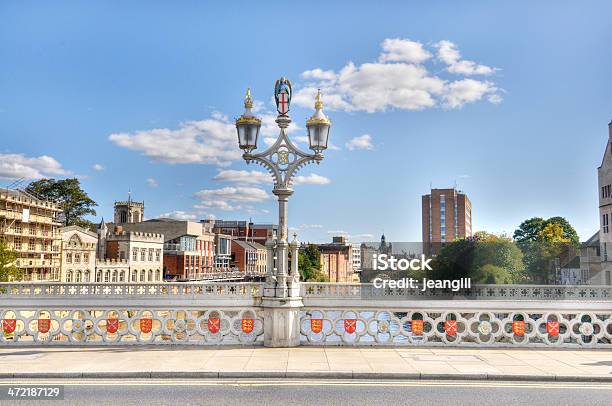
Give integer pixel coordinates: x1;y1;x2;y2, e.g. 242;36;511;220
1;1;611;243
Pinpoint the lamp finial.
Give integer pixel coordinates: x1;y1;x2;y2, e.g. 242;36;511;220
244;88;253;109
314;89;323;110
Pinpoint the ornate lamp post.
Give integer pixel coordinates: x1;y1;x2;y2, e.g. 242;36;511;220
236;77;331;346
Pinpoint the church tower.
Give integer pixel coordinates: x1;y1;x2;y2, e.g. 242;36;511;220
113;193;145;225
97;217;108;259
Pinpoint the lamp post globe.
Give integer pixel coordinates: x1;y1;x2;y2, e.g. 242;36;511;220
235;88;261;152
306;89;331;154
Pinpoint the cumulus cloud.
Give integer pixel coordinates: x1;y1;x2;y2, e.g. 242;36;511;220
293;38;501;113
158;210;198;221
213;169;272;185
435;40;496;76
194;186;269;211
108;114;240;166
92;164;105;171
292;173;331;185
146;177;159;188
346;134;374;151
0;153;69;180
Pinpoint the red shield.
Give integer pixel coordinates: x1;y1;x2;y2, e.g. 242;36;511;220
344;319;356;334
38;319;50;334
546;321;559;337
208;317;220;334
140;318;152;334
512;320;525;336
241;318;254;334
444;320;457;336
310;318;323;334
412;319;424;335
106;318;119;334
2;319;16;333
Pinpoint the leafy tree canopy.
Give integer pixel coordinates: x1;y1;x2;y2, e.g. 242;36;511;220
26;178;97;227
298;244;329;282
0;240;22;282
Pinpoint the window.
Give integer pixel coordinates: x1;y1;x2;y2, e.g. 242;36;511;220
140;270;145;282
156;270;161;281
84;270;90;282
112;271;117;282
74;253;81;263
148;270;153;281
131;271;137;282
148;248;153;261
66;271;73;282
104;271;110;283
132;248;138;261
119;271;125;282
75;271;82;282
604;213;609;234
603;185;612;199
66;253;72;263
96;271;102;282
140;249;146;261
83;253;89;263
155;249;161;262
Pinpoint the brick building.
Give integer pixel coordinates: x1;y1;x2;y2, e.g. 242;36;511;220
422;188;472;255
318;237;353;282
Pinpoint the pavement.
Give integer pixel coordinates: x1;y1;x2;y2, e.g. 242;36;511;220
0;346;611;382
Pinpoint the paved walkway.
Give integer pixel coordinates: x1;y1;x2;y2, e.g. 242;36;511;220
0;346;611;381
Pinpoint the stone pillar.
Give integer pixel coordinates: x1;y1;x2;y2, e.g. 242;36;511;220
262;296;303;347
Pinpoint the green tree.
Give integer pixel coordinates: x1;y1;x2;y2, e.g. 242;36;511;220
513;216;579;283
26;178;97;227
298;244;329;282
0;240;22;282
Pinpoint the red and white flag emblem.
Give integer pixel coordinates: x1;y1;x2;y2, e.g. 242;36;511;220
277;90;289;114
208;317;220;334
444;320;457;336
140;318;152;334
310;318;323;334
546;321;559;337
2;319;16;333
512;320;525;336
106;318;119;334
412;319;424;335
241;318;254;334
38;319;50;334
344;319;356;334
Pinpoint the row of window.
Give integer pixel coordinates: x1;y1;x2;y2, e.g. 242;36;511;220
131;248;162;262
603;213;609;234
65;269;162;283
603;184;612;199
65;252;90;263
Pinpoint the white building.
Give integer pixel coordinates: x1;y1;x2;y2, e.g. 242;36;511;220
351;243;362;273
595;120;612;285
60;226;97;282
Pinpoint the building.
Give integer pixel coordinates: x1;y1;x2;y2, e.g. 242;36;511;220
60;225;97;282
0;188;62;281
595;120;612;285
214;232;233;271
250;241;268;275
113;194;144;225
210;220;277;244
98;225;164;282
118;218;215;281
422;187;472;255
318;237;353;282
231;240;257;274
351;242;362;273
579;232;605;285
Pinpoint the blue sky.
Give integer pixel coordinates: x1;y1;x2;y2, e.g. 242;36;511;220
1;1;611;242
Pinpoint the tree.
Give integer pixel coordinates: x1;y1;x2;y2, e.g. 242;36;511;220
26;178;97;227
298;244;329;282
513;216;579;283
0;240;22;282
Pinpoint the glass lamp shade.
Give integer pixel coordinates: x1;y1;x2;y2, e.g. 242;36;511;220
236;118;261;151
307;122;330;152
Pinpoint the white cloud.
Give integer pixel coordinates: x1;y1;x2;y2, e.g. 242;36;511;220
146;177;159;188
435;40;497;76
92;164;105;171
327;230;348;235
292;173;331;185
443;79;499;109
109;114;240;166
379;38;431;64
158;210;198;221
346;134;374;151
194;186;269;211
293;38;501;113
297;224;323;229
213;169;272;185
0;153;69;180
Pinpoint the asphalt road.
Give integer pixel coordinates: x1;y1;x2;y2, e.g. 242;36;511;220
2;379;611;406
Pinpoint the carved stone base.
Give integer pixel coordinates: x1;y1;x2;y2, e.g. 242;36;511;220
262;296;303;347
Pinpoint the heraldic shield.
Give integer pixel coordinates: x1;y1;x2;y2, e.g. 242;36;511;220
140;318;153;334
444;320;458;336
344;319;356;334
2;319;16;333
412;319;424;335
241;318;254;334
546;321;560;337
310;318;323;334
106;318;119;334
512;320;525;336
38;319;50;334
208;317;220;334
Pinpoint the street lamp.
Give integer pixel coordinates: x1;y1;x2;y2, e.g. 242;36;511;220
236;77;331;299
